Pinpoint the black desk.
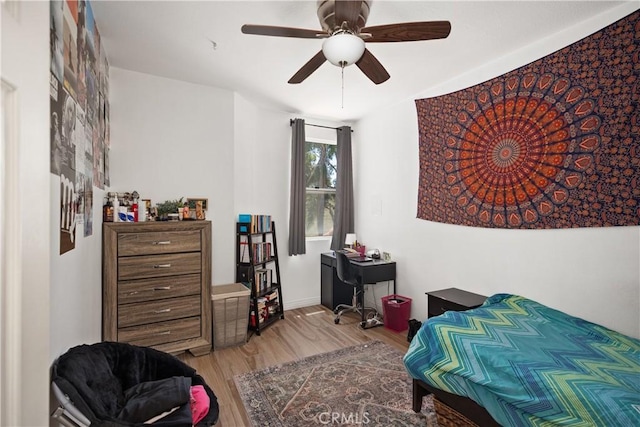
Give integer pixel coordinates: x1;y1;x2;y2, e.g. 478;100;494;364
321;252;396;310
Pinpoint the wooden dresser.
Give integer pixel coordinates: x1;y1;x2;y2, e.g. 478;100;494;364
103;221;212;356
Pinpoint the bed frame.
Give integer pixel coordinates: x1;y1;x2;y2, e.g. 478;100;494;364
412;379;501;427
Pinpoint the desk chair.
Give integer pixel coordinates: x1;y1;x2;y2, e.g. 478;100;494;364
334;252;384;328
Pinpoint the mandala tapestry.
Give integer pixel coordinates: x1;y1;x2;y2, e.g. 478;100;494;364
416;10;639;229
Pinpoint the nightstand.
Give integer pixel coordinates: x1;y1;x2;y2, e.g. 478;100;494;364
427;288;487;318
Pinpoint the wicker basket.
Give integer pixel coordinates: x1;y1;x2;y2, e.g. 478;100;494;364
434;398;479;427
211;283;250;349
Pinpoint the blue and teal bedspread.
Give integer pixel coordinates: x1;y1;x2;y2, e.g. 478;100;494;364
403;294;640;426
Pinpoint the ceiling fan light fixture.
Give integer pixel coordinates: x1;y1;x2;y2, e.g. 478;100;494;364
322;32;365;67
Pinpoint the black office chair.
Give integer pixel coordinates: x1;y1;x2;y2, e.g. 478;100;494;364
334;252;383;328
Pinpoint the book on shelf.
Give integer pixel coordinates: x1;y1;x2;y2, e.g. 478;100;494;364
264;288;278;302
239;237;249;263
255;292;278;308
249;289;280;327
238;214;272;233
250;305;270;325
254;268;272;293
251;242;272;264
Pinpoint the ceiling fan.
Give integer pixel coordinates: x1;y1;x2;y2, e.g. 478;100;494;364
241;0;451;85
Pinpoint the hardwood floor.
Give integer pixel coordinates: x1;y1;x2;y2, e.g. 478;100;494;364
179;305;412;427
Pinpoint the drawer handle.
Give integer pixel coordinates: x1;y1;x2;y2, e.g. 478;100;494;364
157;331;171;336
153;286;171;291
154;308;172;314
153;264;171;268
153;241;171;245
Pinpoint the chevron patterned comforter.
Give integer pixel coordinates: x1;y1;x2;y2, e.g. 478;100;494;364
403;294;640;426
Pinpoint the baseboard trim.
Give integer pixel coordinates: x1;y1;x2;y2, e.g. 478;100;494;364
284;297;321;311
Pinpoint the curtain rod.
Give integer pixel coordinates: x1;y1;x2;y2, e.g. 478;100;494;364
289;119;353;132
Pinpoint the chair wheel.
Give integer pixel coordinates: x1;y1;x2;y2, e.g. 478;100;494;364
334;317;340;324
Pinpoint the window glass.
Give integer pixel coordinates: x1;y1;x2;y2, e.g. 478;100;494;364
305;141;336;237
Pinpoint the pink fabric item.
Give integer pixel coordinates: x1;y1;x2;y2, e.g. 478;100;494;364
190;385;210;425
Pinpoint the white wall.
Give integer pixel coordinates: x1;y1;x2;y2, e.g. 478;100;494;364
354;3;640;338
233;94;349;309
50;66;239;361
54;67;348;362
108;67;237;286
49;184;104;360
1;1;51;424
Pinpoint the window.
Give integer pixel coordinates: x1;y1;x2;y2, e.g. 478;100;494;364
305;139;337;237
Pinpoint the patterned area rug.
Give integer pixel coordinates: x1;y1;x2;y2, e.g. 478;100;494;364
235;340;436;426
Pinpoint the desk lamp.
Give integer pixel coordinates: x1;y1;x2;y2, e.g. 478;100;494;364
344;233;357;249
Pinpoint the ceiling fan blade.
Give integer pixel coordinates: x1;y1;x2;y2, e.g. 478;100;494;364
361;21;451;42
334;0;363;31
288;51;327;84
356;48;390;85
241;24;325;39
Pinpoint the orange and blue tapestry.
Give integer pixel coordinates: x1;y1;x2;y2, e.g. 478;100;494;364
416;10;639;228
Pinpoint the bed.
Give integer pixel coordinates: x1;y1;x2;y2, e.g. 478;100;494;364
403;293;640;426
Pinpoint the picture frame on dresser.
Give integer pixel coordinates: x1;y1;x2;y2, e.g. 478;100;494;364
186;198;208;220
187;198;208;210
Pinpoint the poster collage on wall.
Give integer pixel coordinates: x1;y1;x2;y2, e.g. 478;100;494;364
50;0;110;254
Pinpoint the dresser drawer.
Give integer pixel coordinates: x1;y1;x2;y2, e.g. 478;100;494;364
118;317;201;347
118;274;201;304
118;253;201;281
428;296;470;317
118;230;201;256
118;295;201;327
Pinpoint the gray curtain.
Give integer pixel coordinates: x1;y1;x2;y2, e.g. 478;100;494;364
288;118;306;255
330;126;354;250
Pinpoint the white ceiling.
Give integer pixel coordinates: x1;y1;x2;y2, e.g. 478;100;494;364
90;1;630;122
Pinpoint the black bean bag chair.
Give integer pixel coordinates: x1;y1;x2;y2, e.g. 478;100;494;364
51;341;219;426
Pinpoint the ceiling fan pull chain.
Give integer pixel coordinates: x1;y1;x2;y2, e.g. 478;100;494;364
341;63;345;109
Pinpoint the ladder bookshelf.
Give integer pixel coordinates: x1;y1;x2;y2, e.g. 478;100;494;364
235;218;284;336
